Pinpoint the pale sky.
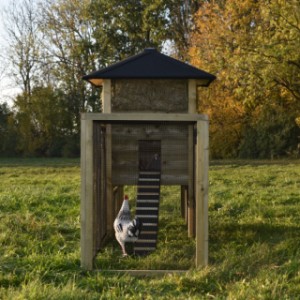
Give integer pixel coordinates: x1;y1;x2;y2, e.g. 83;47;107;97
0;0;21;106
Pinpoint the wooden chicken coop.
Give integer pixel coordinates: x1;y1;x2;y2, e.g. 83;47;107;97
81;48;216;270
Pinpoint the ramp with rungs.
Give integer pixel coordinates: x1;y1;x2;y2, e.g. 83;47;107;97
134;171;161;256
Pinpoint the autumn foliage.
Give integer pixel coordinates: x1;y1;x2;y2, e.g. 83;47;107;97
190;0;300;158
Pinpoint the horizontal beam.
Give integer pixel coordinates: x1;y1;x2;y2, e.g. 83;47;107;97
81;113;208;122
98;269;188;277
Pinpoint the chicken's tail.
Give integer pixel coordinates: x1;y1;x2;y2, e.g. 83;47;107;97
127;217;142;238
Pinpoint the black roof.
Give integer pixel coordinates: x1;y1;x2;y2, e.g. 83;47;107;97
82;48;216;87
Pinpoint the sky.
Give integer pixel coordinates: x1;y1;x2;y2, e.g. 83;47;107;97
0;0;21;106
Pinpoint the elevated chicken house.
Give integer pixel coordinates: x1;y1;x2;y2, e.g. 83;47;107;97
81;48;215;270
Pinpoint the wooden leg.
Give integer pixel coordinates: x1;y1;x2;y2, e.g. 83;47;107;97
195;120;209;268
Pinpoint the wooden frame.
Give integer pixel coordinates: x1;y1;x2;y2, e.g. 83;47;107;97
81;113;208;122
80;113;209;270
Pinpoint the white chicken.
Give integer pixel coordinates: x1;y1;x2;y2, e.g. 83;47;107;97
113;195;142;256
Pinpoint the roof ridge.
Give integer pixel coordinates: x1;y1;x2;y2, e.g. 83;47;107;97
86;49;154;78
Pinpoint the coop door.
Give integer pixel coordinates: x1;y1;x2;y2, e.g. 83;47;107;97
138;140;161;171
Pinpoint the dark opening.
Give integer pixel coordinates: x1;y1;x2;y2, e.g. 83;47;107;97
138;140;161;171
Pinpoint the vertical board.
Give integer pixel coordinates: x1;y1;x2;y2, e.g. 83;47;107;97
80;119;94;270
93;123;108;253
188;79;197;114
187;80;197;237
102;80;113;236
102;79;111;113
187;125;195;237
195;120;209;267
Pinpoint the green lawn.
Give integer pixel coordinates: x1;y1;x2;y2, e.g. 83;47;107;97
0;158;299;299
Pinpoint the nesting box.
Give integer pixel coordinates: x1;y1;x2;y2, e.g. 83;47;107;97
81;49;215;270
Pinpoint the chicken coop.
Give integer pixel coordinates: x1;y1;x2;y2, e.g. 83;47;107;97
81;48;216;271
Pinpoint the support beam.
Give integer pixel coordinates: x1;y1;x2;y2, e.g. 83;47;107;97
101;79;111;113
187;80;197;237
102;80;114;236
187;125;195;237
81;113;208;122
80;119;94;270
180;186;187;220
195;120;209;268
188;79;197;114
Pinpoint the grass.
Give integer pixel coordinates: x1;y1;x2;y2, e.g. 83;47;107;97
0;157;299;299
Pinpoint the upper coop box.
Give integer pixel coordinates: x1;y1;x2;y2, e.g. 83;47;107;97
83;48;215;113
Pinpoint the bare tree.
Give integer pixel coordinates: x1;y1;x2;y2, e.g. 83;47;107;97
3;0;42;97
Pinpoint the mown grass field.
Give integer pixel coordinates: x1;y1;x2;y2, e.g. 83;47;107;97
0;158;299;299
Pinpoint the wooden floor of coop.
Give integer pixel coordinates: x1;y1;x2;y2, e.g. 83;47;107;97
134;171;161;256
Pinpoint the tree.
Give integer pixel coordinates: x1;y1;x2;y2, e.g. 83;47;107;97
190;0;300;158
0;102;18;156
3;0;42;97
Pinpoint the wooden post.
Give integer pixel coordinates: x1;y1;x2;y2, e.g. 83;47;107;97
80;118;94;270
180;186;186;220
188;79;197;237
195;119;209;268
102;79;113;236
101;79;111;113
188;80;197;113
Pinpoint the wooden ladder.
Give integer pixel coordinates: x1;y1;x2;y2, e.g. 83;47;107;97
134;171;161;256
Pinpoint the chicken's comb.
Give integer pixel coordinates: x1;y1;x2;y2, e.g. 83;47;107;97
124;195;129;200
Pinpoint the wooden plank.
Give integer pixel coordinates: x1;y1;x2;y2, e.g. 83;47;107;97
111;124;189;143
195;120;209;268
188;79;197;114
102;79;111;113
111;173;189;186
93;123;108;252
99;270;188;277
80;119;94;270
101;80;113;237
82;112;208;122
188;80;196;236
105;125;113;236
187;125;195;237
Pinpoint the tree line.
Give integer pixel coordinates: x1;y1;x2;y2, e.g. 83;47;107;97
0;0;299;158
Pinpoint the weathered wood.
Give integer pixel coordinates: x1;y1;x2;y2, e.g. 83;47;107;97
93;123;108;253
111;172;189;186
195;120;209;268
93;122;106;255
180;186;187;219
105;125;113;236
187;125;195;237
110;123;189;185
187;80;196;236
80;119;94;270
111;123;188;140
81;113;208;122
99;269;188;277
188;79;197;114
102;79;111;113
111;79;188;112
102;80;113;237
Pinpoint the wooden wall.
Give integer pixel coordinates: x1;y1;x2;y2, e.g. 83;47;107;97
108;123;190;185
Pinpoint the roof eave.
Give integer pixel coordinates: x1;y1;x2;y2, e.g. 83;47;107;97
83;76;216;88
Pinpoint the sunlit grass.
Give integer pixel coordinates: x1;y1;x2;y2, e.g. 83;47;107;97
0;158;299;299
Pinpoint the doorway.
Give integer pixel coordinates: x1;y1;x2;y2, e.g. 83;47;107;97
138;140;161;172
